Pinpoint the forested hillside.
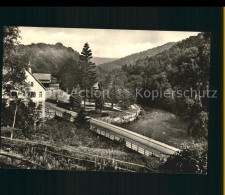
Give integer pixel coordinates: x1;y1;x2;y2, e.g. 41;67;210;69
16;43;113;90
103;32;210;139
98;42;175;72
17;42;80;75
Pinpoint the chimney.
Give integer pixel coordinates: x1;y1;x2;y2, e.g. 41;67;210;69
28;61;32;73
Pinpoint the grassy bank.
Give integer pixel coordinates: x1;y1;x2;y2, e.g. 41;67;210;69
119;106;205;149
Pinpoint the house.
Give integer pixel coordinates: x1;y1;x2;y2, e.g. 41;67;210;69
2;63;46;118
32;73;51;88
33;73;60;90
24;69;46;118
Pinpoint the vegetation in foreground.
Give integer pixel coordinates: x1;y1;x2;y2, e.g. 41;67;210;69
160;144;207;174
1;117;160;171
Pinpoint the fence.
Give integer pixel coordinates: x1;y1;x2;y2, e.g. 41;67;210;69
1;136;155;172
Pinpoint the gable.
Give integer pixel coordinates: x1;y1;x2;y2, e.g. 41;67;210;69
26;71;46;91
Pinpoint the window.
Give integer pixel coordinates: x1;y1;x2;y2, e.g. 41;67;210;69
28;91;36;98
10;91;18;98
39;91;42;98
31;82;34;87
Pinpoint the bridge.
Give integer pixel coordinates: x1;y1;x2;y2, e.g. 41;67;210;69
46;102;180;160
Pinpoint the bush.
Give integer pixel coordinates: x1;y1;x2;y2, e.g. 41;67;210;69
46;99;57;104
139;108;146;116
160;144;207;174
74;108;90;129
101;112;110;117
89;110;100;115
1;127;25;139
36;118;76;142
57;102;71;110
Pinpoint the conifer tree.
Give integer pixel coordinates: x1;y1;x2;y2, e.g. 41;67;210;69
78;43;96;108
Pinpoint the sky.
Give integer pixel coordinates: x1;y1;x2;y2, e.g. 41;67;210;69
19;26;200;58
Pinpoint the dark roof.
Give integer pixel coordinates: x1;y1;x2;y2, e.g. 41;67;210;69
33;73;51;81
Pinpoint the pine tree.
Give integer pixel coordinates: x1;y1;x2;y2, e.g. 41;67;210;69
78;43;96;108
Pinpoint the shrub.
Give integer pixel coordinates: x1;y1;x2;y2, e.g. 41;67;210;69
160;144;207;174
89;110;100;115
57;102;71;110
101;112;110;117
139;108;146;116
74;108;90;129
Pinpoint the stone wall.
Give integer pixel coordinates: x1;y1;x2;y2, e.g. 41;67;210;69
97;105;141;125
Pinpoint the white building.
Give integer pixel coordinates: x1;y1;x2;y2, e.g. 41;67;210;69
24;69;46;118
2;64;46;118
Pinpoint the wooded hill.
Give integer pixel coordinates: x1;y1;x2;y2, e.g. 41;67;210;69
17;42;80;75
98;42;176;72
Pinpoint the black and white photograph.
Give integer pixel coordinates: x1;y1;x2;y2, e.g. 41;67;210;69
1;26;211;174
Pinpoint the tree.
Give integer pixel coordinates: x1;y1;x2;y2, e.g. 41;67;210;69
160;144;207;174
2;26;29;139
94;83;104;112
57;57;80;91
1;99;38;139
69;84;81;109
3;26;21;56
170;33;210;138
118;88;136;110
73;108;90;128
2;26;27;87
78;43;96;108
104;69;135;109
